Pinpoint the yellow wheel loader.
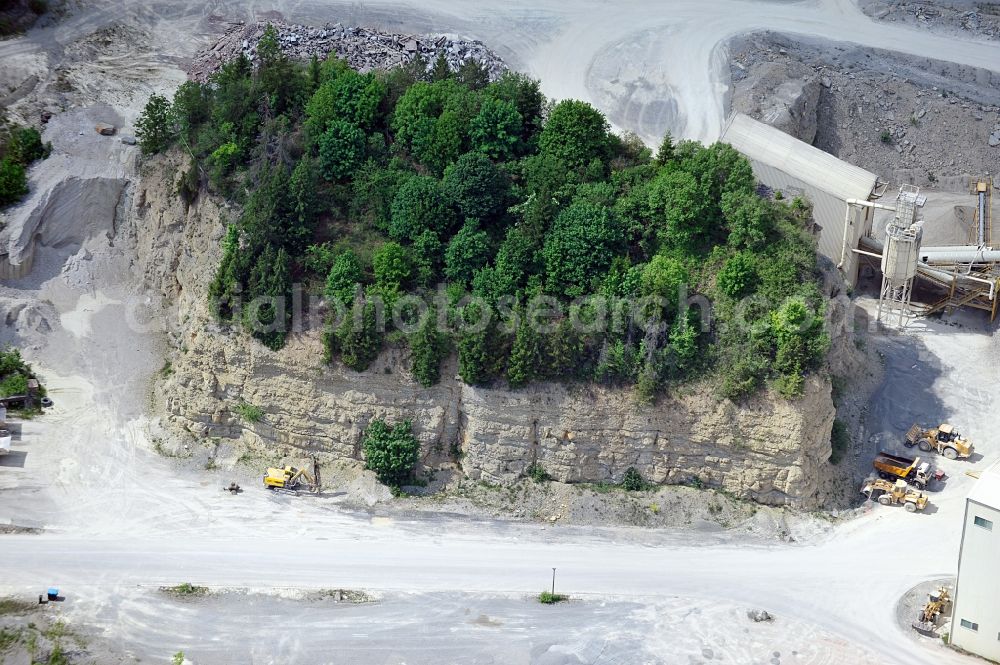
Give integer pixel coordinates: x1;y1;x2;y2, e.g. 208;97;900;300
904;423;973;460
861;478;929;512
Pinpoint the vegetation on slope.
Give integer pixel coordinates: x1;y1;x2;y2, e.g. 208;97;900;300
0;124;50;209
136;24;828;400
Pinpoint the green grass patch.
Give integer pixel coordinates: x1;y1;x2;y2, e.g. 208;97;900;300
538;591;569;604
232;401;264;423
161;582;209;597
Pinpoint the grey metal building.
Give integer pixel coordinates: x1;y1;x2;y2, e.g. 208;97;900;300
721;113;882;287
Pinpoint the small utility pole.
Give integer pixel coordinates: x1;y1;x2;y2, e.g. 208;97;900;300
551;567;557;595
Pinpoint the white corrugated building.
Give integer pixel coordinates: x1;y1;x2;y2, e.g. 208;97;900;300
951;460;1000;660
720;113;881;287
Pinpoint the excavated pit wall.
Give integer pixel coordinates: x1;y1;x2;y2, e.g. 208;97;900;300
131;152;842;507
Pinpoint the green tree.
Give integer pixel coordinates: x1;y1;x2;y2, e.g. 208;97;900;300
410;310;447;387
655;132;675;164
325;250;364;306
472;225;538;301
507;315;543;389
647;168;708;250
372;241;412;290
256;24;305;114
411;229;443;287
362;419;421;486
716;251;758;298
244;245;291;350
208;225;242;318
668;308;701;378
484;72;545;140
457;303;503;385
7;127;49;164
543;201;622;298
351;162;413;233
290;156;323;229
456;59;490;90
470;97;522;160
308;53;321;93
172;81;211;143
444;221;491;284
424;109;464;173
135;93;174;155
318;120;366;180
430;52;452;81
0;158;28;206
770;298;828;379
640;254;689;312
336;297;383;371
389;175;455;241
723;192;772;250
442;151;510;222
538;100;610;170
391;80;451;147
543;318;584;379
305;69;386;136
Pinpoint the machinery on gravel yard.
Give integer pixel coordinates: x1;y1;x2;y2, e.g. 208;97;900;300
861;478;929;512
262;466;317;493
905;423;973;460
872;451;941;488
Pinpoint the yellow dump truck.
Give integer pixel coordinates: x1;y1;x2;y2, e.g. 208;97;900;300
873;451;940;488
861;478;929;512
904;423;973;460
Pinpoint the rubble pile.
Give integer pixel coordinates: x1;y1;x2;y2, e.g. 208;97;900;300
863;1;999;40
188;21;506;82
730;32;1000;185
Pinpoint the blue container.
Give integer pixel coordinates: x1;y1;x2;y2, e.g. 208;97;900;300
47;588;58;599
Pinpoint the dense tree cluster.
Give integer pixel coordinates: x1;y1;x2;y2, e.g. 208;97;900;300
0;346;43;401
0;125;50;207
138;24;828;400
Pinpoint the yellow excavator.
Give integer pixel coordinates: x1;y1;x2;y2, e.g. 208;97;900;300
262;465;318;493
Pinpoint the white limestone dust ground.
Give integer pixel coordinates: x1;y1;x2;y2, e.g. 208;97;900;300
30;587;888;664
0;1;999;663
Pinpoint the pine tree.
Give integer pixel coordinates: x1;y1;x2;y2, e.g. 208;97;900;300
308;53;321;93
430;52;452;81
135;93;174;155
655;132;675;165
336;296;382;371
410;309;446;387
507;316;542;389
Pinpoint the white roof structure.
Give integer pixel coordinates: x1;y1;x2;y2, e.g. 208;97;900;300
968;459;1000;509
720;113;880;285
721;114;878;201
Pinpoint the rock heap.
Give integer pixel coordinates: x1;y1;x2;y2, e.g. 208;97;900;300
188;20;506;82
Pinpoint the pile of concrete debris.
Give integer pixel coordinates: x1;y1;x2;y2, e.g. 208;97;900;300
862;0;999;40
188;21;506;82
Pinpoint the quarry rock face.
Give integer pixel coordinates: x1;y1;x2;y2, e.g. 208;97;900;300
130;153;838;508
731;61;821;144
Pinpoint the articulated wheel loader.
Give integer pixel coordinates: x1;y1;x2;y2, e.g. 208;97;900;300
912;586;951;635
904;423;973;460
861;478;929;512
